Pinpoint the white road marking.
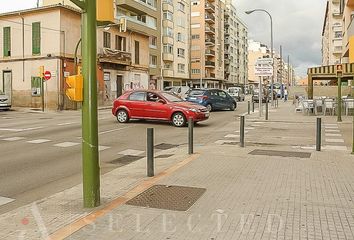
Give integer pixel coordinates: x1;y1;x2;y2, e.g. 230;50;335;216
253;122;265;124
215;140;238;145
27;139;52;144
224;134;239;138
98;117;108;120
251;124;261;127
325;133;342;137
2;137;25;141
324;124;338;126
57;122;76;126
324;145;348;151
325;138;345;143
324;126;338;129
245;127;255;130
99;145;111;151
301;146;316;150
325;129;340;133
99;126;132;135
54;142;80;147
118;149;144;156
0;127;43;132
0;196;15;206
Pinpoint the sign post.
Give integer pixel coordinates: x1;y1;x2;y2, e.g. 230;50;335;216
336;64;342;122
44;71;51;81
255;58;274;118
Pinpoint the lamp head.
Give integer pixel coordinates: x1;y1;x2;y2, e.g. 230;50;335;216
245;10;255;14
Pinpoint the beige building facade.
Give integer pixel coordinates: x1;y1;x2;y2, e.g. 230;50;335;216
190;0;225;88
161;0;190;88
322;0;342;65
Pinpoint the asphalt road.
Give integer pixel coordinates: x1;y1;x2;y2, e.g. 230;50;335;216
0;101;249;214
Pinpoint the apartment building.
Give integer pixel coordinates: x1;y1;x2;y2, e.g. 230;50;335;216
0;4;152;110
322;0;342;65
190;0;225;89
247;40;269;85
161;0;190;88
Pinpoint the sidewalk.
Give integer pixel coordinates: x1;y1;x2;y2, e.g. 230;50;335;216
1;101;354;240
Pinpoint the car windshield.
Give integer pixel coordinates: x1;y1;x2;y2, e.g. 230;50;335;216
189;90;205;96
161;92;184;102
228;89;238;93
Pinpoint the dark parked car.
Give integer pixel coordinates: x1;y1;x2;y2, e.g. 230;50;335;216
112;90;209;127
185;89;237;112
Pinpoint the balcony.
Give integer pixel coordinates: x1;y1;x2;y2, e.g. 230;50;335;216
205;38;215;45
98;48;132;65
206;73;216;78
163;53;174;61
205;49;215;56
333;46;343;54
225;38;230;45
163;36;174;45
205;3;215;12
117;0;157;16
205;61;215;67
205;26;215;34
163;69;174;77
162;1;173;12
205;14;215;23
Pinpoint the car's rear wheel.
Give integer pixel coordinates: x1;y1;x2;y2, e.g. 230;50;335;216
206;104;212;112
172;112;186;127
116;109;129;123
230;103;236;111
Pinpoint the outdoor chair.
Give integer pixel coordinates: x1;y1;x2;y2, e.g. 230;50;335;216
324;99;335;116
301;100;314;115
345;99;354;116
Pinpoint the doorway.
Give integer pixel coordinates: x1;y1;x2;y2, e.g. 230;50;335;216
116;75;123;98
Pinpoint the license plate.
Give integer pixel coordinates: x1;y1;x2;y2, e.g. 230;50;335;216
189;97;197;100
0;103;8;106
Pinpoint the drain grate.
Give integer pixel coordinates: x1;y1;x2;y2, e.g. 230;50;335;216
110;155;143;166
155;143;179;150
155;154;174;159
126;185;206;211
249;149;311;158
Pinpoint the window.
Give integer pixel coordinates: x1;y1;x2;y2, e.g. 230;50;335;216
177;33;185;42
115;35;126;51
150;55;157;67
135;41;140;64
191;69;201;74
218;90;227;98
3;27;10;57
163;44;173;53
191;12;200;17
146;16;157;28
164;27;173;37
163;11;173;21
177;2;185;12
177;18;185;27
178;64;185;73
149;36;157;48
191;34;200;39
32;22;41;55
129;91;146;101
103;32;111;48
334;31;342;38
191;1;199;5
177;48;185;58
164;63;172;69
163;0;173;5
139;0;157;8
147;92;161;102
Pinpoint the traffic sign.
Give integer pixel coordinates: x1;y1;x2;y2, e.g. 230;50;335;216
256;58;273;65
255;66;273;76
44;71;51;81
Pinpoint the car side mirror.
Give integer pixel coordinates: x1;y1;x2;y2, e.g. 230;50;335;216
157;99;166;104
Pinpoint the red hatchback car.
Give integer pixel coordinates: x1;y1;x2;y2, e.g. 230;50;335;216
112;90;209;127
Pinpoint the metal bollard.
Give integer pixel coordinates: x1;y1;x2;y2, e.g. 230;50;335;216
248;101;250;115
316;118;321;151
252;100;255;112
147;128;154;177
265;98;269;120
240;115;245;147
188;118;194;154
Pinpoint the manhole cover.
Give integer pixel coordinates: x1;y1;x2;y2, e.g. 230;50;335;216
249;149;311;158
110;155;143;166
126;185;206;211
156;154;174;158
155;143;179;150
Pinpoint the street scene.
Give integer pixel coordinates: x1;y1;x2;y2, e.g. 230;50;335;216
0;0;354;239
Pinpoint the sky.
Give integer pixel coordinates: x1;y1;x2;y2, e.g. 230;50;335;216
235;0;326;77
0;0;326;77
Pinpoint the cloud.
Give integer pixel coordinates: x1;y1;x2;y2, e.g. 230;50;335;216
234;0;326;77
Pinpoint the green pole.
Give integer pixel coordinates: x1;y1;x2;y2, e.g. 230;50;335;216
352;85;354;154
337;76;342;122
82;0;100;208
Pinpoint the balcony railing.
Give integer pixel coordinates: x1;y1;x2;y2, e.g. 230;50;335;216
206;73;216;78
205;14;215;22
98;48;132;65
205;38;215;44
205;26;215;33
205;49;215;55
333;46;343;53
205;3;215;12
205;61;215;67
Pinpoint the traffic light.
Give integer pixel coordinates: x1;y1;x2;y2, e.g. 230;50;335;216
66;75;83;101
97;0;114;23
336;64;343;77
39;66;44;78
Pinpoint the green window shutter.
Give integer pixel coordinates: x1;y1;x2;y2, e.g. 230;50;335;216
32;22;41;55
3;27;10;57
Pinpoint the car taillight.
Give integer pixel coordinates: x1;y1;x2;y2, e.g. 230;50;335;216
198;96;208;100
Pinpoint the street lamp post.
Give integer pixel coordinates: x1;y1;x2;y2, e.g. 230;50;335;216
245;9;274;107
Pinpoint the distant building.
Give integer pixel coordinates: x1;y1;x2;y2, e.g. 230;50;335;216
247;40;269;85
322;0;342;65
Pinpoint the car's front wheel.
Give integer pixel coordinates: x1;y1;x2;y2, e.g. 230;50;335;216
206;104;212;112
230;103;236;111
172;112;186;127
116;109;129;123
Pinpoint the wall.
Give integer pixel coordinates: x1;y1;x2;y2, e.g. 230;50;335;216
290;86;352;99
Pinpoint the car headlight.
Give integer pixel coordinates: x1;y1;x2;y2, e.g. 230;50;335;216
189;108;200;113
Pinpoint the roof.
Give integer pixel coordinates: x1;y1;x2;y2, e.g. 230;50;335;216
0;4;81;18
